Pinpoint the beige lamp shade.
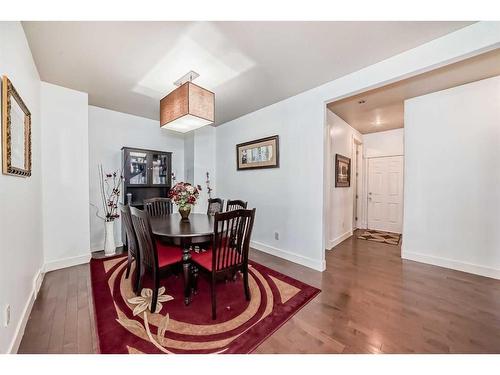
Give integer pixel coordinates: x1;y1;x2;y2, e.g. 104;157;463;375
160;82;215;133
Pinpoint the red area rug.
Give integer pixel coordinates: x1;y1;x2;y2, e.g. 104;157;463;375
90;254;320;354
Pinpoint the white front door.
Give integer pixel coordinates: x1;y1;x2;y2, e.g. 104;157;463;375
367;156;404;233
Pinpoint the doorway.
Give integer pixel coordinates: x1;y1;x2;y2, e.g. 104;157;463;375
367;156;404;233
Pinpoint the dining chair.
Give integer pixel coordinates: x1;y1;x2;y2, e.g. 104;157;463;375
130;206;183;313
224;200;249;254
191;198;225;252
144;197;173;217
190;208;256;320
119;203;141;295
207;198;224;216
226;199;248;211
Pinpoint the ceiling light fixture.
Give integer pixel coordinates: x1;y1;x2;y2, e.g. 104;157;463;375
160;70;215;133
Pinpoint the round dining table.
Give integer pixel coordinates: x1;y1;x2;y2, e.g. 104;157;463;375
149;213;215;305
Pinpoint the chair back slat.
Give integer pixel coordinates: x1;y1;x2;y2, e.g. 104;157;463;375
212;209;256;272
119;204;138;258
226;199;248;212
144;197;173;217
130;207;158;269
207;198;224;216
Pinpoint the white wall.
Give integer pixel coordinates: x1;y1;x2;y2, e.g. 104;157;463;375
182;126;216;213
192;126;216;214
215;22;500;271
0;22;43;353
88;106;185;251
184;132;195;185
363;128;404;158
216;92;326;271
326;110;362;249
403;75;500;279
40;82;90;271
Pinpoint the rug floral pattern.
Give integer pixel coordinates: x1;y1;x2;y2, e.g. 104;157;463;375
90;255;320;354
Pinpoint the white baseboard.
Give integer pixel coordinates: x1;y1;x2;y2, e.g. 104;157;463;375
34;269;44;296
250;240;325;272
90;242;123;253
402;249;500;280
326;230;353;250
43;253;91;273
8;268;45;353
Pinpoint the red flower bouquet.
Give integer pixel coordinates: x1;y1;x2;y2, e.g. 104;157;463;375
168;182;201;208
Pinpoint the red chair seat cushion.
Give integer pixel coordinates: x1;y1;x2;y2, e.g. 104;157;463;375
156;241;183;268
191;247;240;271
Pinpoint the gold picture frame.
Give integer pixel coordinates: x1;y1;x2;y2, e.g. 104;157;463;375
236;135;279;170
2;76;32;177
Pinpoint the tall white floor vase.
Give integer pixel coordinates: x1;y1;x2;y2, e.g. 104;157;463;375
104;220;116;256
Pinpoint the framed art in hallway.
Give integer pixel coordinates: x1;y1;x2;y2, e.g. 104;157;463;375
236;135;279;170
335;154;350;187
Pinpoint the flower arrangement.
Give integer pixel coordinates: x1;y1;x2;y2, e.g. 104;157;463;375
88;164;124;256
205;171;213;199
168;182;202;208
97;164;123;222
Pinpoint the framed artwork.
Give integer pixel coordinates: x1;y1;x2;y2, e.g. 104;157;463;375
236;135;279;170
335;154;350;187
2;76;32;177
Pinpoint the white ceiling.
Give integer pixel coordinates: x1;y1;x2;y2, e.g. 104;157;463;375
22;21;474;125
328;48;500;134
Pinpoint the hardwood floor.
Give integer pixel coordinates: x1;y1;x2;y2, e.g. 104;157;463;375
18;231;500;353
18;262;98;354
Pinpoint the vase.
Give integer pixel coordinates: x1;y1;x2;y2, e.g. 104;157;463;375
179;205;191;221
104;220;116;256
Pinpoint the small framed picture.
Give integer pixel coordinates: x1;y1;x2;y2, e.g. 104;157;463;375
335;154;350;187
236;135;279;170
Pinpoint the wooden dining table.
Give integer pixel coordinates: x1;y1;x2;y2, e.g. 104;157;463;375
149;213;215;305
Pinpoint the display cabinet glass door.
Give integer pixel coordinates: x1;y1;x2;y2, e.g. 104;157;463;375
126;151;149;185
151;153;170;185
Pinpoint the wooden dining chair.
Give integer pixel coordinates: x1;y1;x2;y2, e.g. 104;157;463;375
190;208;256;319
130;207;183;313
207;198;224;216
226;199;248;211
120;204;141;294
191;198;225;252
144;197;173;217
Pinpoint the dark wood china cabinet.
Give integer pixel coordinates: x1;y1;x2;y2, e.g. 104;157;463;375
121;147;173;245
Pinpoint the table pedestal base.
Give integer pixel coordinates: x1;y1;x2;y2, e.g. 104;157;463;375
181;239;192;305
